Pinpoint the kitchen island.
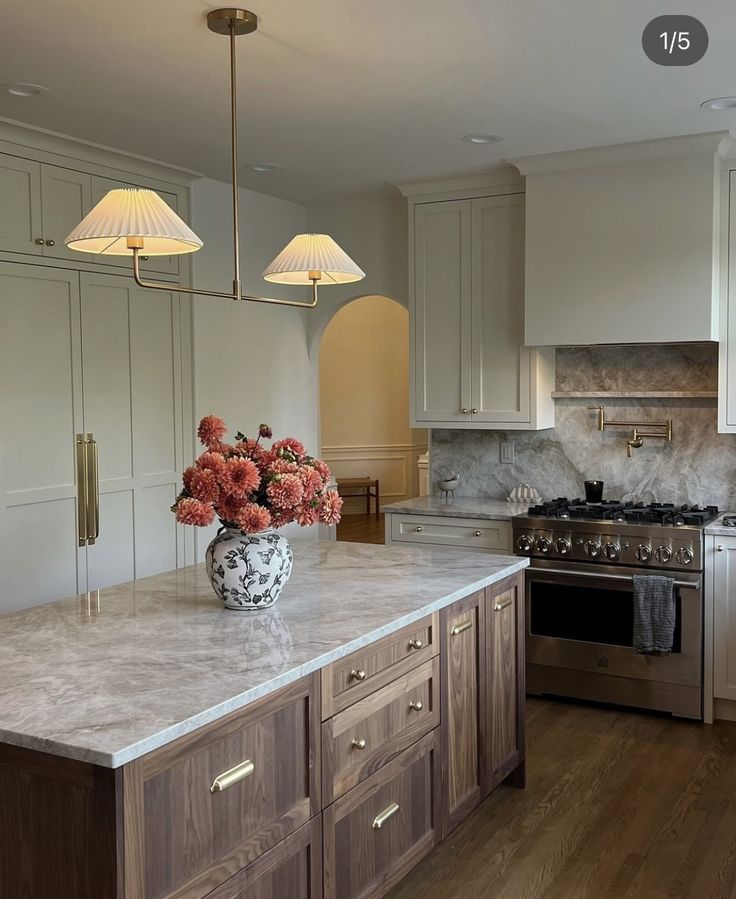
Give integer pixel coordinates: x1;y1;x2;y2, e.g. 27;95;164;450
0;539;527;899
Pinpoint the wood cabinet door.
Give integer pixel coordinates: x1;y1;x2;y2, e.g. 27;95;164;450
0;262;87;611
206;818;322;899
79;271;186;589
123;675;320;899
323;729;439;899
411;200;472;426
470;193;531;425
0;153;43;255
484;573;525;791
439;590;483;837
40;164;92;262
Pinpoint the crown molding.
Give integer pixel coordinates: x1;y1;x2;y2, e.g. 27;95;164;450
394;165;523;200
0;116;203;186
511;131;736;176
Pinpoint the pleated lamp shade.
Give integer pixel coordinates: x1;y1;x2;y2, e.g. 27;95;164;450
262;233;365;285
65;188;203;256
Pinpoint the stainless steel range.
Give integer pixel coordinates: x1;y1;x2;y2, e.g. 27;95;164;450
514;499;720;720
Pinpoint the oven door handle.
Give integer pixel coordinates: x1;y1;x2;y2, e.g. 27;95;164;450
527;567;700;590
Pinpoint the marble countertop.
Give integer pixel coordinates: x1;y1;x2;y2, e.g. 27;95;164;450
705;514;736;536
0;540;527;769
382;495;529;520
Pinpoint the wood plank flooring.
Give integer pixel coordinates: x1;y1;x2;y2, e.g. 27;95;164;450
387;697;736;899
336;513;385;545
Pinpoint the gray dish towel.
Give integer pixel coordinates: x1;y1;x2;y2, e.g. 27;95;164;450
633;575;676;654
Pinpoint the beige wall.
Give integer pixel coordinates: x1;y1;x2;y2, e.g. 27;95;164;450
319;295;427;510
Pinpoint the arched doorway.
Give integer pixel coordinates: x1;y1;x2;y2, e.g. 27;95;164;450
318;295;428;543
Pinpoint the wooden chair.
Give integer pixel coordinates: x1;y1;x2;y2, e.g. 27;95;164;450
336;477;380;518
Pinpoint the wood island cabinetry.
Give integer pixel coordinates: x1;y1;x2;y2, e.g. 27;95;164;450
0;572;525;899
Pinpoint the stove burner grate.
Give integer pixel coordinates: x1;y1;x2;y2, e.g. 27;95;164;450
525;498;719;527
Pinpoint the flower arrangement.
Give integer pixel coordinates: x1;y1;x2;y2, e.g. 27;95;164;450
172;415;343;533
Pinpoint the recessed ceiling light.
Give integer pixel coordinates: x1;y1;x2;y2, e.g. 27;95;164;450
0;82;50;98
701;97;736;110
462;133;503;145
245;163;283;173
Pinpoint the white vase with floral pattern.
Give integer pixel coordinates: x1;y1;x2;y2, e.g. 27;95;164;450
205;528;293;610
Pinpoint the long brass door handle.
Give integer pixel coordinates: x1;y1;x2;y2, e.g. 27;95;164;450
494;597;513;612
372;801;400;829
86;436;99;544
450;619;473;636
210;759;255;793
76;434;89;547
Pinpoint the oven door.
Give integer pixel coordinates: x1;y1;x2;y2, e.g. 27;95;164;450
526;560;702;690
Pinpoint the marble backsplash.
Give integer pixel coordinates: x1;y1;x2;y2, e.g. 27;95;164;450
430;344;736;508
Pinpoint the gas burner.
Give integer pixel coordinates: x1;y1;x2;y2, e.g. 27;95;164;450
525;499;719;527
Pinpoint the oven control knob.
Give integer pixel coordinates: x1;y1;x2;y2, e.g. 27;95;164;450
536;537;551;554
655;545;672;564
584;540;601;558
602;542;620;561
554;538;571;555
516;534;533;553
635;544;652;562
675;547;694;566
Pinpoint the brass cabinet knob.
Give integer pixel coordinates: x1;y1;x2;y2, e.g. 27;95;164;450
140;255;150;261
351;738;367;750
35;238;45;245
408;638;423;650
474;530;482;537
461;408;469;414
350;668;367;681
409;699;423;712
415;525;423;532
471;408;479;414
45;239;55;247
718;545;725;552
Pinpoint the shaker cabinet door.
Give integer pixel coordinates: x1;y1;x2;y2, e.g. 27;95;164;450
713;539;736;701
39;164;92;262
411;200;472;425
0;153;43;255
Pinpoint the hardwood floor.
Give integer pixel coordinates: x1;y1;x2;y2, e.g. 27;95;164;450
387;697;736;899
336;513;385;545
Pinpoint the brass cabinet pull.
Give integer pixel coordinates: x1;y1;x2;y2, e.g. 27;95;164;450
35;237;45;245
494;597;513;612
210;759;255;793
350;668;367;682
471;408;479;414
372;801;400;830
409;699;423;712
718;545;725;552
450;619;473;636
351;738;367;751
462;408;469;414
408;638;423;650
415;525;424;533
76;434;89;547
474;530;482;537
86;435;99;545
45;239;55;247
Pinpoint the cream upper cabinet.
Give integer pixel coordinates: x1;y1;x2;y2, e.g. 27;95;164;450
513;132;732;347
40;165;92;261
719;170;736;433
0;154;43;255
409;184;554;431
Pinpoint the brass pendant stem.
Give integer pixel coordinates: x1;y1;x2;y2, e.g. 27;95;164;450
229;22;241;295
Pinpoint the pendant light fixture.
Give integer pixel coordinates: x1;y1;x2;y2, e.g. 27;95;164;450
64;8;365;308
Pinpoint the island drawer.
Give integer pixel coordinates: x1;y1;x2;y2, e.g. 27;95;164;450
322;657;440;804
122;674;320;899
321;614;438;718
204;817;322;899
390;513;512;554
323;728;440;899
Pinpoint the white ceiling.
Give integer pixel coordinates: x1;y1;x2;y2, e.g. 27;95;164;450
2;0;735;203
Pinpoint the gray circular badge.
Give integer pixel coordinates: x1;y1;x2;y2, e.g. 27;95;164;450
642;16;708;66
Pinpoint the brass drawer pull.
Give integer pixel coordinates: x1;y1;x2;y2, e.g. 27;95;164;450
408;638;423;650
350;668;367;682
415;525;424;532
210;759;254;793
474;530;482;537
372;801;400;830
450;619;473;636
409;699;423;712
351;738;367;751
494;597;513;612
